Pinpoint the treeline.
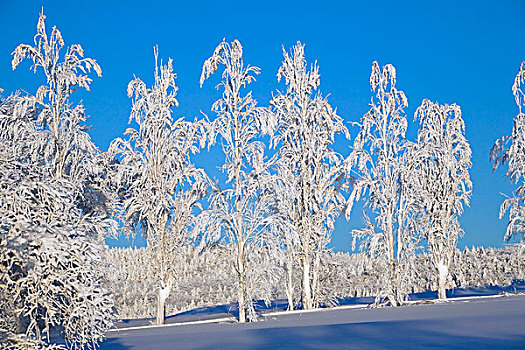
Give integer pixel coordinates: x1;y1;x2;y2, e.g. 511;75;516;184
1;10;525;350
104;245;525;319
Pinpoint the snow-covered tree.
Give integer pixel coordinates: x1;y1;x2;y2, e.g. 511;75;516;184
0;160;115;350
0;11;116;349
11;11;103;183
10;10;115;241
197;39;277;322
413;99;472;299
491;61;525;245
270;43;350;310
346;61;418;306
109;47;209;325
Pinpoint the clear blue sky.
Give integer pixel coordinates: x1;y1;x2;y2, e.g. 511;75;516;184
1;1;524;252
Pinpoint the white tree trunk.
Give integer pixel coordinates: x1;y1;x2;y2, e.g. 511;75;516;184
437;261;448;300
386;212;400;307
302;253;313;310
311;248;321;308
388;263;400;307
237;244;247;323
238;287;246;323
156;282;172;325
286;254;294;311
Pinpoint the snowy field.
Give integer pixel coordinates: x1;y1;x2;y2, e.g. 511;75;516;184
101;294;525;349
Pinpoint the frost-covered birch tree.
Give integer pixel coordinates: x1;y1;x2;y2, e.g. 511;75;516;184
197;39;276;322
413;99;472;299
270;43;350;310
1;11;115;349
109;48;208;325
346;61;417;306
10;10;115;238
11;11;103;184
491;61;525;245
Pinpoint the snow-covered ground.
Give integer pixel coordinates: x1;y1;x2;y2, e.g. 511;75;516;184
101;285;525;349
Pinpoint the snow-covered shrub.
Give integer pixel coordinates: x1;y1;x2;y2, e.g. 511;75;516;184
0;11;116;349
0;123;114;350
